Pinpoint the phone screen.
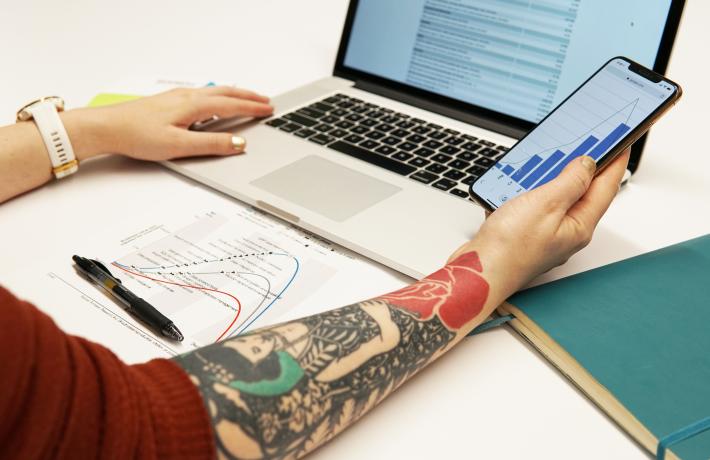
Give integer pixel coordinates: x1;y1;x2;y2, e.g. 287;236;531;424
470;57;678;209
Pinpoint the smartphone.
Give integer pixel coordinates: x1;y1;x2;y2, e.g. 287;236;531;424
469;57;681;211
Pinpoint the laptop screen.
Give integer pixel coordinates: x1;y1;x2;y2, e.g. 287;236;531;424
342;0;673;124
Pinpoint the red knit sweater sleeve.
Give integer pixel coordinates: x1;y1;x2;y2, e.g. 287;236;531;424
0;286;215;460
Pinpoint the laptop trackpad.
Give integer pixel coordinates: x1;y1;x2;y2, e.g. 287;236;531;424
251;156;401;222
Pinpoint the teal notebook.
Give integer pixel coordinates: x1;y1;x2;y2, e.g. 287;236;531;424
500;235;710;460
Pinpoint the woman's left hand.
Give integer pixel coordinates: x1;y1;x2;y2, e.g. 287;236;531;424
69;86;274;161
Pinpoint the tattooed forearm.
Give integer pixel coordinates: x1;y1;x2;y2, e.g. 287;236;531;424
174;252;489;460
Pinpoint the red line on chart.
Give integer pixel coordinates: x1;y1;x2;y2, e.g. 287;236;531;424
111;263;241;342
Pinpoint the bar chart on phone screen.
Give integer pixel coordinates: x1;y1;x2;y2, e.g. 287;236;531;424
486;61;671;196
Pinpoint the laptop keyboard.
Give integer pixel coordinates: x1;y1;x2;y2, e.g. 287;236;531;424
264;93;509;201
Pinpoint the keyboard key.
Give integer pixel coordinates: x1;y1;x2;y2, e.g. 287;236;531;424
444;169;466;181
409;157;430;168
413;125;431;135
428;131;448;140
330;128;349;138
351;105;370;114
427;122;443;129
395;112;410;119
462;142;481;151
351;125;369;135
280;122;302;133
381;107;394;113
414;147;435;157
397;120;416;129
410;170;439;184
474;157;496;167
367;110;385;118
431;153;453;164
462;134;478;141
309;133;335;145
376;123;395;132
363;102;377;109
294;128;317;138
331;108;348;117
432;178;457;191
391;129;410;138
314;124;333;133
457;151;477;162
360;139;380;150
444;128;460;135
392;151;413;162
382;136;401;146
361;118;379;127
284;112;318;127
479;139;496;147
496;145;509;152
324;95;343;104
466;164;489;175
381;115;400;124
423;140;443;149
426;163;448;174
450;188;470;198
440;145;461;155
329;141;416;176
411;117;426;124
297;107;325;119
375;145;397;156
366;130;386;140
407;134;427;144
345;113;365;122
343;134;364;144
335;120;355;129
349;97;363;103
265;118;288;128
311;102;335;112
398;141;417;151
337;101;355;109
321;115;339;124
448;159;470;171
479;148;498;158
462;176;478;186
445;136;465;146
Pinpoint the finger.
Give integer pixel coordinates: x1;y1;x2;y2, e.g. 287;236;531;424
191;96;273;121
531;155;596;213
172;128;248;157
200;85;270;103
566;150;630;229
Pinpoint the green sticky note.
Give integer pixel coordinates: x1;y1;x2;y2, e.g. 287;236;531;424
87;93;141;107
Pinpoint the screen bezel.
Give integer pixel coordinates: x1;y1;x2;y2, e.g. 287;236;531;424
333;0;685;172
467;56;681;212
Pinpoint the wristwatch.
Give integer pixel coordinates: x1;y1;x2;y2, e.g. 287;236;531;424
16;96;79;179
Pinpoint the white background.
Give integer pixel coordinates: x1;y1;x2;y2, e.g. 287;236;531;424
1;1;709;458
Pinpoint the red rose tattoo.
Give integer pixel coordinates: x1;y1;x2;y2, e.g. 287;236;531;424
380;252;488;330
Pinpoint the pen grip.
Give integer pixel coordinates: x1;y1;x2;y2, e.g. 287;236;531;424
131;298;171;328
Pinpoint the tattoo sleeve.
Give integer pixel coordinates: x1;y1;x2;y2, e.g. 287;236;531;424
174;252;489;459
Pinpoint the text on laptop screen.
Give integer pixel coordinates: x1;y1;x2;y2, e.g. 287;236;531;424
343;0;673;123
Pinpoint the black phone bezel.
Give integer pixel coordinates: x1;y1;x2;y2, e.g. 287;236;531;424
467;56;681;212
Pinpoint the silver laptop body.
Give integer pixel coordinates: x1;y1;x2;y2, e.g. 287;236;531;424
164;0;681;278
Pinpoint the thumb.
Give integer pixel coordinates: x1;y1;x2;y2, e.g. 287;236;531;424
534;155;596;212
176;130;247;157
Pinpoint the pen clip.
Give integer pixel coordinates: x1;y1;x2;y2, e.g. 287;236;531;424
91;259;122;283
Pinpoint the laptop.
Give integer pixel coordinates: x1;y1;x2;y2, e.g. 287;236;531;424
165;0;684;278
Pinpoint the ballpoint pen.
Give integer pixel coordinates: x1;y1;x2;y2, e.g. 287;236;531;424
72;255;184;342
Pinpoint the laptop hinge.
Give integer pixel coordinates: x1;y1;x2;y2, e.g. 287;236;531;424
353;79;527;140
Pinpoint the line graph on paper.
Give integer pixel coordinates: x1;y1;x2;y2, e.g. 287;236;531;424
108;210;338;349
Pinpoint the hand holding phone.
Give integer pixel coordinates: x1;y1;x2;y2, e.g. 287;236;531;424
469;57;680;211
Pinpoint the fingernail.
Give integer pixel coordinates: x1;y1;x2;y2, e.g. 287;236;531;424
232;135;246;153
581;156;596;173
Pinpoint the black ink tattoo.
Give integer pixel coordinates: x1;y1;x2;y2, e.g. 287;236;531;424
174;300;455;459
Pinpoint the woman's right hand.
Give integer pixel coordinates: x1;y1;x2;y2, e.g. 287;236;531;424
449;150;629;299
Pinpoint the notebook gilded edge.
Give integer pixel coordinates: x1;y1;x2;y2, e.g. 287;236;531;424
497;302;680;460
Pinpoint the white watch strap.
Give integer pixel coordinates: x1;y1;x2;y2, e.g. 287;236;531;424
28;101;78;179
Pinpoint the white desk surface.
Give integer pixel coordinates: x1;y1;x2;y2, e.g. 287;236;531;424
2;1;709;458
